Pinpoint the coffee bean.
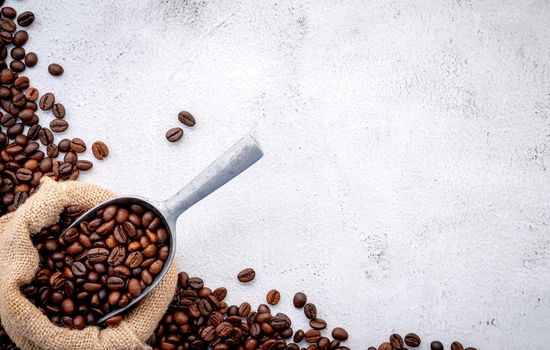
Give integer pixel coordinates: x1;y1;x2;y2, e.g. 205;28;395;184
38;128;54;145
378;343;392;350
50;119;68;132
24;87;39;101
52;103;65;118
331;327;348;341
304;303;317;319
14;75;29;90
1;7;16;19
293;292;307;308
166;127;183;142
178;111;196;127
0;18;15;32
451;341;464;350
237;268;255;282
431;341;444;350
16;11;34;27
24;52;37;67
309;318;327;330
105;315;123;327
11;46;25;60
91;141;109;160
39;92;55;110
13;30;28;46
10;60;24;72
305;329;321;343
48;63;64;76
266;289;280;305
404;333;421;347
390;334;404;349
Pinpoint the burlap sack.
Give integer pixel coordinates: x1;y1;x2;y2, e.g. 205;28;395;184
0;177;178;350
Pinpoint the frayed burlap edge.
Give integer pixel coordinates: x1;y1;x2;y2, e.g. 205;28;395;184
0;178;177;350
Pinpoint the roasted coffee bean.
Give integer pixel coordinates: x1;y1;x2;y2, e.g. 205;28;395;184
11;46;25;60
304;303;317;319
431;342;444;350
404;333;420;347
293;292;307;308
92;141;109;160
309;318;327;330
178;111;196;127
166;127;183;142
52;103;65;118
38;128;54;145
266;289;280;305
14;75;29;89
70;138;86;153
305;329;321;343
237;268;255;282
10;59;24;72
24;52;37;67
17;11;35;27
0;18;15;32
48;63;64;76
1;7;16;19
330;327;348;341
50;119;68;132
378;343;392;350
13;30;28;46
390;334;404;349
39;92;55;110
451;341;464;350
294;329;305;343
188;277;204;290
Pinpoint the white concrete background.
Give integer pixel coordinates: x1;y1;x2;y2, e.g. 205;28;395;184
13;0;550;348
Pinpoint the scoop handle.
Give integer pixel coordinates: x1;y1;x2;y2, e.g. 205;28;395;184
163;135;263;220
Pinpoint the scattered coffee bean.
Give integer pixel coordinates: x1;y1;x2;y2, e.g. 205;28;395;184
304;303;317;319
166;127;183;142
331;327;348;341
1;7;16;19
24;51;37;67
70;138;86;153
178;111;196;127
293;291;307;308
266;289;280;305
50;119;68;132
431;341;444;350
52;103;65;118
404;333;421;347
237;268;255;282
48;63;63;76
390;333;404;349
39;92;55;110
451;341;464;350
91;141;109;160
17;11;35;27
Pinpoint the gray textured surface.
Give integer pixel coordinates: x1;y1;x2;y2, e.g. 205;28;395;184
19;0;550;348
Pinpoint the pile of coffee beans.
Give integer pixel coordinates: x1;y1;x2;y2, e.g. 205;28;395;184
149;271;350;350
21;203;170;329
165;111;196;143
0;2;109;215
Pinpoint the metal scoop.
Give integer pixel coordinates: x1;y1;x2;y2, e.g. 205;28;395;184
62;135;263;325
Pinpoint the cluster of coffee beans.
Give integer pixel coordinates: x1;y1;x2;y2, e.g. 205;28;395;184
0;3;110;215
369;334;477;350
166;111;196;142
21;203;170;329
149;270;350;350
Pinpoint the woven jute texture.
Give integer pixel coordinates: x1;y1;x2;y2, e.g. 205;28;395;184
0;178;177;350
